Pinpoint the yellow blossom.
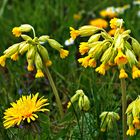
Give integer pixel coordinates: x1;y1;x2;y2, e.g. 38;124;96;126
59;49;69;59
95;63;106;75
27;65;34;71
67;102;71;108
79;42;89;55
0;55;7;67
78;56;91;68
114;49;127;65
89;18;108;28
126;126;135;136
108;28;124;36
35;69;44;78
100;10;117;18
11;52;19;61
88;58;96;67
132;65;140;79
46;60;52;67
110;18;124;29
119;68;128;79
70;27;80;40
3;93;49;129
12;27;21;37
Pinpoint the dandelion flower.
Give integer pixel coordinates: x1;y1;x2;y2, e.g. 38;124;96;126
3;93;49;129
35;69;44;78
12;27;21;37
59;49;69;59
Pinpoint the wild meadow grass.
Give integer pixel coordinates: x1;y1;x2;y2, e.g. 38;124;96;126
0;0;140;140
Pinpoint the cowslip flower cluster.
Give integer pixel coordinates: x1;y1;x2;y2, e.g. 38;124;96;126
67;89;90;111
3;93;49;129
126;96;140;136
100;111;120;132
70;18;140;79
0;24;69;78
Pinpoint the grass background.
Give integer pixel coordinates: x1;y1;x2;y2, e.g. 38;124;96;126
0;0;140;139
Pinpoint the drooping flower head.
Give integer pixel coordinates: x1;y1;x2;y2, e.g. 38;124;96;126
3;93;49;129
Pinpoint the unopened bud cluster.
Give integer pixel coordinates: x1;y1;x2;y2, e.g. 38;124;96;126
70;18;140;79
0;24;69;78
67;89;90;111
126;96;140;136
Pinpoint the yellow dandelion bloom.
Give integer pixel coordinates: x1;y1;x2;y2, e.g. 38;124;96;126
79;42;89;55
0;55;7;67
126;126;135;136
3;93;49;129
46;60;52;67
12;27;21;37
95;63;106;75
132;65;140;79
11;52;19;61
27;65;34;71
114;49;127;65
119;68;128;79
70;27;80;40
89;18;108;28
88;58;96;68
35;69;44;78
110;18;124;29
59;49;69;59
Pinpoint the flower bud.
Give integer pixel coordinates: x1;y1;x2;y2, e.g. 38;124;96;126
88;34;100;43
114;35;124;50
21;35;32;41
19;43;30;55
20;24;32;32
38;35;50;42
101;32;112;40
131;38;140;57
47;39;63;51
35;52;43;70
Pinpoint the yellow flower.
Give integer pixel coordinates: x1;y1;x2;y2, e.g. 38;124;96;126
0;55;7;67
10;52;19;61
12;27;21;37
100;10;117;18
132;65;140;79
88;58;96;68
35;69;44;78
114;49;127;65
59;49;69;59
133;117;140;125
126;126;135;136
67;102;71;108
70;27;80;40
110;18;124;29
79;42;89;55
27;65;34;71
108;28;124;36
95;63;106;75
46;60;52;67
78;56;91;68
89;18;108;28
119;68;128;79
3;93;49;129
73;14;81;20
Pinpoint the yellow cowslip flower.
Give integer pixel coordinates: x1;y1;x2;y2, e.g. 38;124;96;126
10;52;19;61
70;27;80;40
133;117;140;129
108;28;124;36
3;93;49;129
88;58;96;68
78;56;91;68
119;68;128;79
100;10;117;18
67;102;71;108
35;69;44;78
27;65;34;71
59;49;69;59
46;60;52;67
89;18;108;28
126;126;135;136
79;42;89;55
95;63;106;75
73;13;81;20
12;27;21;37
110;18;124;29
114;49;128;65
0;55;7;67
132;65;140;79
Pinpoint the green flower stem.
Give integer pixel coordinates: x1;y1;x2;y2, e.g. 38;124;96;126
44;67;64;118
31;27;36;38
120;78;127;140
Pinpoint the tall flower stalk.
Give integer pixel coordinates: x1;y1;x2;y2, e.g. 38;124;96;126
0;24;69;118
69;18;140;139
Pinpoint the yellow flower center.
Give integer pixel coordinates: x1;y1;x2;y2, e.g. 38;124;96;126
12;27;21;37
